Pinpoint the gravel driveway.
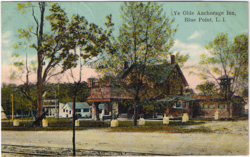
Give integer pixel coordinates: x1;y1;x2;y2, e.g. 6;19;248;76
2;120;248;156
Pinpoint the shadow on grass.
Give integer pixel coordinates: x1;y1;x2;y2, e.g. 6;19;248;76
107;125;213;133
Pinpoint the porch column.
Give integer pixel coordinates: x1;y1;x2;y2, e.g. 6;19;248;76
95;102;100;121
100;103;107;121
92;103;96;120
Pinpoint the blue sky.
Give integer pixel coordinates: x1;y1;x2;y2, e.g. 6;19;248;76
1;2;248;89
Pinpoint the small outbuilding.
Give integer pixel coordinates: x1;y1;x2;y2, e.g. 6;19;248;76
1;106;7;120
60;102;92;118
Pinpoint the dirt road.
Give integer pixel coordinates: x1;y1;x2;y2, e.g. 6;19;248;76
1;120;248;156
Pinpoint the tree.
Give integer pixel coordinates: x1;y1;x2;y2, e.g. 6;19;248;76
1;84;33;118
195;81;217;96
14;2;70;117
189;32;248;100
43;82;89;103
14;2;114;118
95;2;188;126
10;47;38;112
57;13;114;156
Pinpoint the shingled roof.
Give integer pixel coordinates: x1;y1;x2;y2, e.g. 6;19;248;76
65;102;91;109
157;95;195;103
117;63;189;87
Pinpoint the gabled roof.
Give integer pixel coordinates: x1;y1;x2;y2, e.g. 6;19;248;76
117;63;189;86
116;64;136;79
65;102;91;109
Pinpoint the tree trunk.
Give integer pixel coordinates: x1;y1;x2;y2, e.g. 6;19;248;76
37;2;45;117
95;103;100;121
72;94;76;156
133;102;137;127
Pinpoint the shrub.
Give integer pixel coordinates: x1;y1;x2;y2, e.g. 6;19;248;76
48;121;72;127
79;121;110;127
19;121;33;127
1;121;12;127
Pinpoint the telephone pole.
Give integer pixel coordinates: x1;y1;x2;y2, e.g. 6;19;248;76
12;93;14;121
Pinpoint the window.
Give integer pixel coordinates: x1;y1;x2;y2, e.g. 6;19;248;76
182;102;186;108
63;109;65;112
66;109;68;112
75;109;81;112
101;88;105;93
173;102;182;108
167;86;170;94
83;109;89;112
172;71;177;79
208;104;213;109
176;102;182;108
177;86;182;95
69;110;71;114
203;104;207;109
218;104;224;109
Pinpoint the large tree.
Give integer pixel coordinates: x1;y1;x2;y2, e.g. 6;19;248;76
95;2;188;126
14;2;114;118
189;32;248;100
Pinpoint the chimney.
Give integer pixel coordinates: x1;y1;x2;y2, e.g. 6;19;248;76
124;61;128;69
171;55;175;64
87;77;94;87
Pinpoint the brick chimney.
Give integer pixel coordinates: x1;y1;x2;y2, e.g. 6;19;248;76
171;55;175;64
124;61;128;69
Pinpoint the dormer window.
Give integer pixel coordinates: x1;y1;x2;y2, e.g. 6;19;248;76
173;71;177;79
177;85;182;95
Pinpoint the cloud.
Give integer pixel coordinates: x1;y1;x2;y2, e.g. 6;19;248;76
170;40;208;90
2;31;13;46
1;50;14;65
187;31;204;40
241;29;248;33
171;40;207;61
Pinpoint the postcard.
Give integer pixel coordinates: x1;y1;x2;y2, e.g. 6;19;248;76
1;1;248;156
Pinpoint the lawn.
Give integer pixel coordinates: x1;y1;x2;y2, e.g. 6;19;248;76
106;121;211;133
190;116;248;122
107;125;214;133
45;117;71;121
2;116;247;132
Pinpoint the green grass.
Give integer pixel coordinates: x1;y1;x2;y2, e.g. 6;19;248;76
117;121;204;127
190;116;248;122
1;120;111;130
108;125;213;133
79;121;110;127
221;116;248;121
45;117;71;121
1;121;13;127
190;119;213;122
4;117;34;120
2;117;247;132
106;121;207;133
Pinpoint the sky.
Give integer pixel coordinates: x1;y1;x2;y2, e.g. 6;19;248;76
1;2;248;91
